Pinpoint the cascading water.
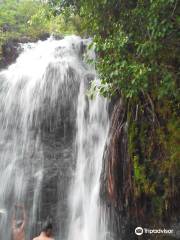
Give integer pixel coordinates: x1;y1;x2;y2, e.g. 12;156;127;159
68;73;109;240
0;35;109;240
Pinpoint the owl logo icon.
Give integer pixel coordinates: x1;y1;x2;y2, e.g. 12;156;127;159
135;227;143;235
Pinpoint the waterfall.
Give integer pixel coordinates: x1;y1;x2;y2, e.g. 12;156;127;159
68;74;109;240
0;36;109;240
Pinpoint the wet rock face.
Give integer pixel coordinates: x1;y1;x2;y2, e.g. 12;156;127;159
20;115;76;240
0;39;21;68
28;73;80;239
101;99;180;240
40;120;76;239
101;99;134;239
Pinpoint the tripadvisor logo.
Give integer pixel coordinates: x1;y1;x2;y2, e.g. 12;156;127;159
135;227;143;235
135;226;174;236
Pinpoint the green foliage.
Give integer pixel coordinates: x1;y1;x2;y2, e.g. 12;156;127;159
0;0;44;36
0;0;48;59
73;1;180;221
27;5;51;35
0;0;83;61
76;0;179;100
127;97;180;219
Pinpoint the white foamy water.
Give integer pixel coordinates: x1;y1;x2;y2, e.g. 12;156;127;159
0;36;109;240
67;76;109;240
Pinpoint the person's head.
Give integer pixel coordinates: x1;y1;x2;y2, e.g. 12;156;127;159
15;220;23;229
41;220;53;237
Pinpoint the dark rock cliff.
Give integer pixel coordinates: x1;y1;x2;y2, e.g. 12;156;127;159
101;98;180;240
101;99;134;239
0;39;21;69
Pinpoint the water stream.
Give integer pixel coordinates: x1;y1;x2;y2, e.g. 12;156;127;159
0;36;109;240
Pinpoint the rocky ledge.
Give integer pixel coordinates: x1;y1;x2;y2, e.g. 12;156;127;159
0;33;64;69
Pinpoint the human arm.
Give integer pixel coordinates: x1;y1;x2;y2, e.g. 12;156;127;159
14;204;26;230
20;205;26;230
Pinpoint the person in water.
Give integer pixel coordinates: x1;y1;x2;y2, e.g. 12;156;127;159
33;221;54;240
12;205;26;240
